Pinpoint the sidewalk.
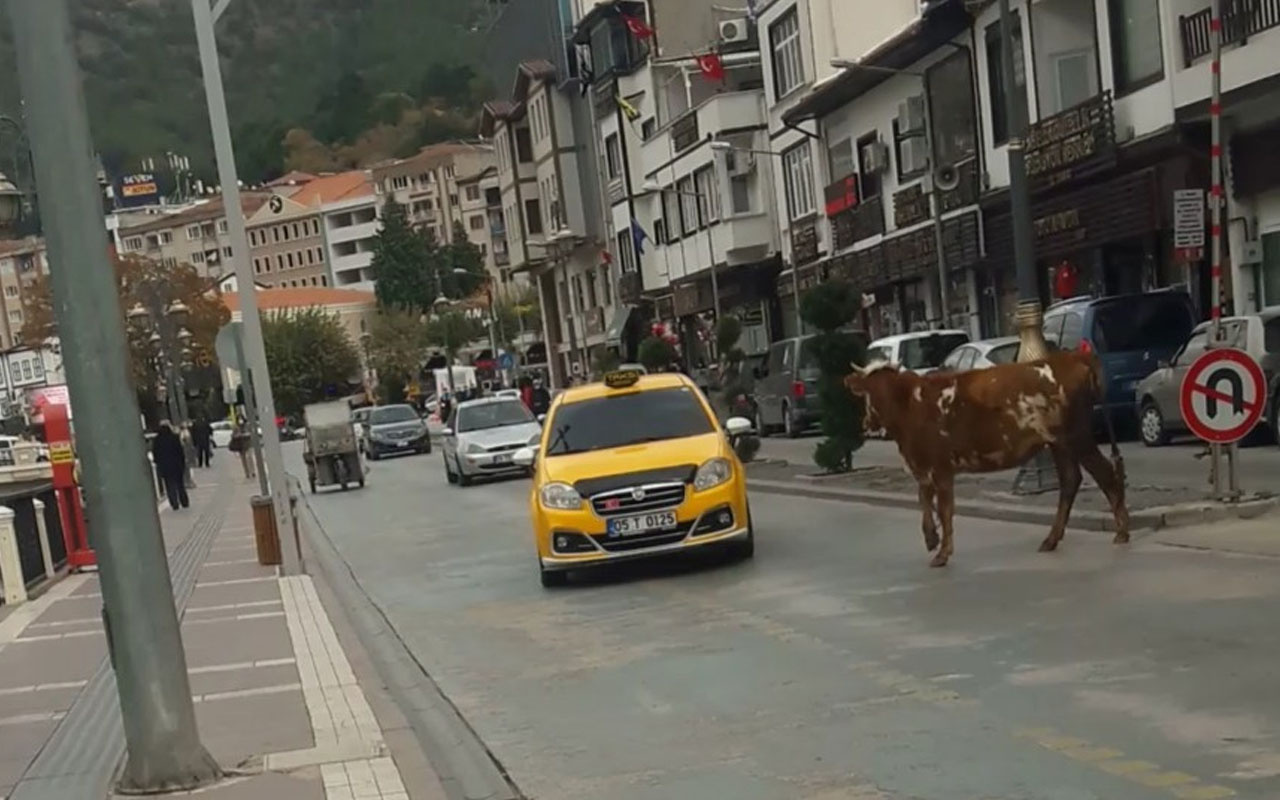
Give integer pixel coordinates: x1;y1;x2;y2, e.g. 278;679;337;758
0;457;446;800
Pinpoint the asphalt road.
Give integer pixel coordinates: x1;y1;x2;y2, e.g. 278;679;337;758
759;435;1280;491
290;443;1280;800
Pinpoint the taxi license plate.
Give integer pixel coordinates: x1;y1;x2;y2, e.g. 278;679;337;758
607;511;677;537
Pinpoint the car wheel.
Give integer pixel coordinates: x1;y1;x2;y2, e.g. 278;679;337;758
456;458;473;487
783;403;799;438
444;455;458;484
1139;402;1168;447
368;448;380;461
539;560;568;588
754;407;770;438
732;508;755;560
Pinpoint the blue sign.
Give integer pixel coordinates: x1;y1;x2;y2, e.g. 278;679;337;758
498;351;515;371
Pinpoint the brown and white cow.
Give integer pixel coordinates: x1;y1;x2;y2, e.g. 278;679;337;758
844;350;1129;567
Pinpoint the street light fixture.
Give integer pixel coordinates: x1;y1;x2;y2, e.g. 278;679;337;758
0;172;21;227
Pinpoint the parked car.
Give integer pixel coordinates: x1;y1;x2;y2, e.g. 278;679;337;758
209;420;233;448
939;336;1021;371
867;330;970;373
1042;290;1196;421
441;396;542;486
754;333;868;438
1134;311;1280;446
361;404;431;460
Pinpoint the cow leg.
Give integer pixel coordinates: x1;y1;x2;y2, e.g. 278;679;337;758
1039;446;1082;552
917;481;940;552
1079;446;1131;544
930;477;956;568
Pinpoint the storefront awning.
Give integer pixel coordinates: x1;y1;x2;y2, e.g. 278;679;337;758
605;304;635;346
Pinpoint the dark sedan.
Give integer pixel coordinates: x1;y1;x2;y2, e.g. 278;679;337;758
362;404;431;460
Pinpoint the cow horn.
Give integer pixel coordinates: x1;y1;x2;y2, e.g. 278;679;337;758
850;362;868;375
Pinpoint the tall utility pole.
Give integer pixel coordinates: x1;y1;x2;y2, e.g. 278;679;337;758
999;0;1047;363
6;0;221;792
1207;0;1230;497
191;0;300;572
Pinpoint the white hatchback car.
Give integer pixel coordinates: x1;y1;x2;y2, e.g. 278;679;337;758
867;330;970;374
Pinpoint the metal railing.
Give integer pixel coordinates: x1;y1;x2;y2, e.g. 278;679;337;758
1180;0;1280;65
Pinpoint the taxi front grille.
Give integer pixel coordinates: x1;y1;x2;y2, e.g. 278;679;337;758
589;482;685;516
592;523;693;552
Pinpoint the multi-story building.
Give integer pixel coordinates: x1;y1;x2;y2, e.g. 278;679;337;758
288;171;378;290
246;192;330;288
455;165;515;288
117;195;269;279
0;237;49;350
371;142;493;241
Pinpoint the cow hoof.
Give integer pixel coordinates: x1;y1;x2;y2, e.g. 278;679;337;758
928;554;949;568
1038;539;1059;553
924;531;940;552
1112;532;1130;545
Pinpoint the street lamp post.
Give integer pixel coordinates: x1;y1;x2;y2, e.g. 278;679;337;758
6;0;220;789
128;296;193;424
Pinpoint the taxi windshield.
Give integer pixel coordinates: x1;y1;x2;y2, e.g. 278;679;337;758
545;386;713;456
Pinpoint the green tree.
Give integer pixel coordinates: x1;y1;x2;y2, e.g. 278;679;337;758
637;336;678;372
442;220;487;299
371;198;441;312
367;310;431;403
262;308;360;418
425;310;484;357
799;281;867;473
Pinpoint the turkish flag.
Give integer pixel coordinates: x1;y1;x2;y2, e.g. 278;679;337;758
622;12;654;39
697;52;725;82
1054;262;1079;298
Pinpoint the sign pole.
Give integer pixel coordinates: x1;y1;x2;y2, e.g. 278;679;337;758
1208;0;1227;499
1180;348;1267;502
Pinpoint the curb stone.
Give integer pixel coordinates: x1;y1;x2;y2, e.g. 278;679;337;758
747;477;1279;533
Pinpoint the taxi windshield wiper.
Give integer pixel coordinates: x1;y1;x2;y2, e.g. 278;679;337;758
547;424;572;455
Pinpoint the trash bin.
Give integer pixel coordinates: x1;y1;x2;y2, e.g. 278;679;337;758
250;495;281;566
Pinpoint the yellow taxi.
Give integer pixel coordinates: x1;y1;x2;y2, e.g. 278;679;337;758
512;369;754;587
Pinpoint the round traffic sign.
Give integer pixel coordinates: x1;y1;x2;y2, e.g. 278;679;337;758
1179;347;1268;444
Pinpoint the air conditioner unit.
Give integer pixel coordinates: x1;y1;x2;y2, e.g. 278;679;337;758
896;95;927;135
900;137;931;176
860;140;890;174
718;17;751;45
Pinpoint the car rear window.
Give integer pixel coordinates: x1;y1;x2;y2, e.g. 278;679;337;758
1090;296;1194;353
988;342;1019;364
900;333;969;370
1265;318;1280;354
545;387;713;456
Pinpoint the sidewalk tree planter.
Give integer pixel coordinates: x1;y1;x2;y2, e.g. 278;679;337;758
799;281;867;474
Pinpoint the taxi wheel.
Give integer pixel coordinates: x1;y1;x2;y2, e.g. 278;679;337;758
539;561;568;588
730;509;755;560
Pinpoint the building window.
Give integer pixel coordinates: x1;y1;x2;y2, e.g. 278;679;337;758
272;226;280;243
985;13;1027;146
730;173;752;215
465;185;480;201
469;215;485;231
524;199;543;235
1108;0;1163;95
781;141;815;221
600;264;612;304
604;134;622;180
124;237;143;251
186;225;201;241
159;230;173;245
392;175;409;190
856;134;883;200
827;137;855;182
223;246;233;257
3;285;16;298
316;247;324;262
192;251;205;264
928;49;978;168
21;360;31;380
572;275;585;310
515;128;534;163
217;219;228;234
695;167;719;223
769;7;805;100
33;358;42;377
641;119;656;140
678;176;699;235
663;190;682;242
585;269;598;307
277;254;285;270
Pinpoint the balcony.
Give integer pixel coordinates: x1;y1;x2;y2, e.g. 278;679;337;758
1180;0;1280;65
641;91;765;175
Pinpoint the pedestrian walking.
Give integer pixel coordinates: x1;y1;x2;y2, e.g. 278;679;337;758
229;419;255;480
518;376;534;411
530;378;551;417
179;423;197;489
191;417;213;467
151;421;189;510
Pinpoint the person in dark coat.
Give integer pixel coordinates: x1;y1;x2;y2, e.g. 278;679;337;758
152;421;190;510
191;417;213;468
530;377;551;417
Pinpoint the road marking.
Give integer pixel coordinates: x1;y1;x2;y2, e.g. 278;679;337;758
0;680;88;697
12;629;102;643
25;616;101;630
192;682;301;704
183;611;285;627
186;599;282;614
193;576;275;588
1017;727;1237;798
203;558;261;567
0;574;90;653
0;710;65;727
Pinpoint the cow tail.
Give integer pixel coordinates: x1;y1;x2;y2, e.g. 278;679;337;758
1091;353;1126;485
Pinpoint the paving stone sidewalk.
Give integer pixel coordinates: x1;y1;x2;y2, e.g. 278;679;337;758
0;457;444;800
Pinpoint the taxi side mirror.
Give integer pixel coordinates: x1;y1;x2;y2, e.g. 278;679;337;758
512;447;536;467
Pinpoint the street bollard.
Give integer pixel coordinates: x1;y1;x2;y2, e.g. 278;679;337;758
250;495;281;566
33;498;54;580
0;506;26;605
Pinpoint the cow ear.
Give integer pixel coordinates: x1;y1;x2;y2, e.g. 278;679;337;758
845;371;866;394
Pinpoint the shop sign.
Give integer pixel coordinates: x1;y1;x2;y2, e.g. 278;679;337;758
672;111;700;153
893;184;930;229
672;278;713;317
1025;91;1116;190
832;195;885;251
791;218;820;267
824;175;859;217
882;210;982;282
655;294;676;320
1173;188;1206;261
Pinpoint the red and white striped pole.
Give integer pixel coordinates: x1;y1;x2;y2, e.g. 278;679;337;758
1209;0;1227;497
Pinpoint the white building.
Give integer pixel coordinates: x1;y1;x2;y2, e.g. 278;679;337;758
288;171;378;290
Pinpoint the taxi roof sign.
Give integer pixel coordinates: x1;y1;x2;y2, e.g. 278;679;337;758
603;369;643;389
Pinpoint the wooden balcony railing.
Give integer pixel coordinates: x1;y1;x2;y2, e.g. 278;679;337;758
1180;0;1280;66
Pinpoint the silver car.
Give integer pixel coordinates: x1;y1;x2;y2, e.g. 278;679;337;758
939;336;1020;371
1135;312;1280;446
441;397;542;486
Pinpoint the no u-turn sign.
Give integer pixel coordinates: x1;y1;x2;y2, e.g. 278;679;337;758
1179;348;1268;444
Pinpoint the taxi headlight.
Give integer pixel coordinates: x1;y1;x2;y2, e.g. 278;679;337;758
540;482;582;510
693;457;732;491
